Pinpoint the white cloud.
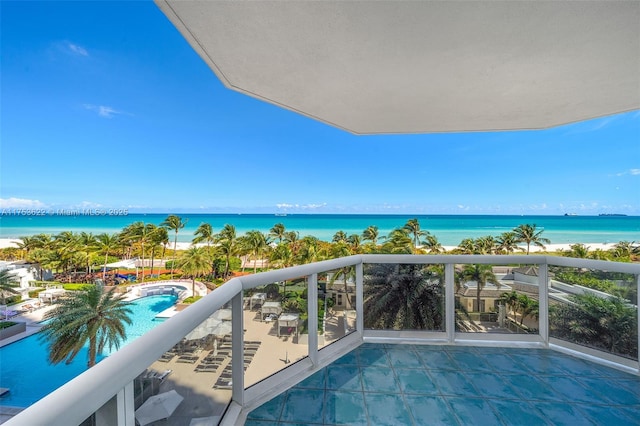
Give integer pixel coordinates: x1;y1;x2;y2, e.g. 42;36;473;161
67;42;88;56
615;168;640;177
276;203;327;211
83;104;128;119
0;197;47;209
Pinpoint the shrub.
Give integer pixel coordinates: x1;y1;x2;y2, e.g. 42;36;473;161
182;296;202;304
0;321;17;330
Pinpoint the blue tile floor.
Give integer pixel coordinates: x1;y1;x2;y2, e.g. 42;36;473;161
246;344;640;425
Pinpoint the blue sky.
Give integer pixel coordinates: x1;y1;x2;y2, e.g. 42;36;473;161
1;1;639;216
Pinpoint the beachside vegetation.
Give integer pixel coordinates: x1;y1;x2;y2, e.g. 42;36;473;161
549;293;638;359
1;217;636;294
363;263;445;330
39;285;133;367
162;214;187;279
0;269;20;305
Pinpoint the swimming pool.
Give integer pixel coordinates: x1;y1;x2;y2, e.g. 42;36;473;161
0;294;176;408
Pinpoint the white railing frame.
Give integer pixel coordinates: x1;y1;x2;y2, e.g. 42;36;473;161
5;255;640;426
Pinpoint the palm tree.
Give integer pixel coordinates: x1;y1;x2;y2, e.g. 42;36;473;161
79;232;98;275
161;215;187;279
496;232;524;254
0;269;20;306
567;243;590;259
516;294;539;326
125;222;150;282
363;263;444;330
459;264;499;313
475;236;496;255
499;290;520;320
269;223;286;244
39;286;133;367
329;265;356;309
380;229;413;254
456;238;477;254
296;236;322;264
148;225;169;277
241;230;269;273
270;243;294;269
53;231;81;273
513;224;551;254
95;233;119;282
422;235;444;254
193;222;216;274
332;230;348;244
177;247;210;296
361;225;379;245
347;234;362;253
15;236;40;260
611;241;639;260
284;231;301;258
403;218;429;252
216;224;238;278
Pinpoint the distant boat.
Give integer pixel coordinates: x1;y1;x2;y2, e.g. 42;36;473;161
598;213;627;217
564;213;577;216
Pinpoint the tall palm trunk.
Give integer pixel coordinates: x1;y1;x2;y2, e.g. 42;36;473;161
88;336;97;368
171;232;178;279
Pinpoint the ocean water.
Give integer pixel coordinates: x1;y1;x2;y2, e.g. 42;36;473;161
0;214;638;246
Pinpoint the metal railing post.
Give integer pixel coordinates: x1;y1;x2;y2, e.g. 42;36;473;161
637;273;640;372
538;263;549;347
231;291;244;405
117;382;135;426
308;273;319;364
356;262;364;334
445;263;455;343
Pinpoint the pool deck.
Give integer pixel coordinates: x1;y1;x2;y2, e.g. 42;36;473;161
246;343;640;426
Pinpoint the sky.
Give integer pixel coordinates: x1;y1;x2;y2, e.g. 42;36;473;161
1;1;639;216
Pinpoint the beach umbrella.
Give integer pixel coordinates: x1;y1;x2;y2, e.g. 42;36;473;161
212;308;232;321
185;326;209;341
135;389;183;426
211;321;232;337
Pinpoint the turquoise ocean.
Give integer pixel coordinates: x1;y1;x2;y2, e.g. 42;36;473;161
1;214;638;246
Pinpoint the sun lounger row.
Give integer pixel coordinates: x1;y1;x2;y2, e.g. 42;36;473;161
176;349;204;363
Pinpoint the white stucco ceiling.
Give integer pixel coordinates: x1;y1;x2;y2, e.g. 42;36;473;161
156;1;640;134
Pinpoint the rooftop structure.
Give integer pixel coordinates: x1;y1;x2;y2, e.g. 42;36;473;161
155;1;639;134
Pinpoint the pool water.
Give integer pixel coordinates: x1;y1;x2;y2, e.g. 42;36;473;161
0;295;176;408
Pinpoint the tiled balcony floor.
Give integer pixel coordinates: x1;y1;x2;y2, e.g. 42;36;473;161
246;343;640;425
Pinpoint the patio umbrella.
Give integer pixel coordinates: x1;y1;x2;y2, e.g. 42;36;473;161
135;389;183;426
185;326;209;341
212;308;232;321
211;321;232;337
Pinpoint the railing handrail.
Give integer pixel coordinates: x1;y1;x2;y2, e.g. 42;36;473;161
5;255;639;425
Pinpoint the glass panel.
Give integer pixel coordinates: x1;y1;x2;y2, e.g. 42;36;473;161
320;267;358;349
362;263;444;331
455;264;539;334
141;305;233;425
549;266;638;359
244;281;309;388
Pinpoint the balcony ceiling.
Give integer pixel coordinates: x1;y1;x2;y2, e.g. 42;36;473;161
156;1;640;134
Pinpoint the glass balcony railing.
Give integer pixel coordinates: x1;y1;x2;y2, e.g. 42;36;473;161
5;255;639;426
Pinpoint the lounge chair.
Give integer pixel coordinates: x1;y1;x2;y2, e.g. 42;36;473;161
154;370;172;381
176;353;200;363
158;352;176;362
195;364;221;373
